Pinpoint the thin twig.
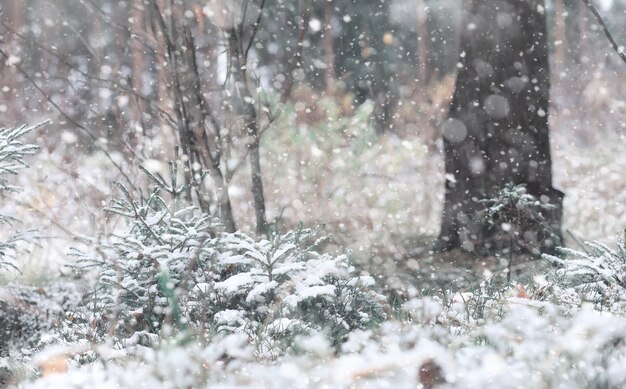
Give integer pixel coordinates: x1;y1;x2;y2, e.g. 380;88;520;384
79;0;158;55
582;0;626;65
0;49;137;189
244;0;267;60
566;229;590;253
0;23;177;127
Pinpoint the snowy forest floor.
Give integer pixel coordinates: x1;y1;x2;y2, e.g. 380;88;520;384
1;64;625;388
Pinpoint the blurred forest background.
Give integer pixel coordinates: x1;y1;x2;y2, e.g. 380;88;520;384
1;2;626;387
1;0;625;275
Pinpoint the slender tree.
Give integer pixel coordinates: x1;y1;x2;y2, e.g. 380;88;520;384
227;24;270;236
554;0;566;74
323;0;336;95
415;0;428;84
438;0;564;255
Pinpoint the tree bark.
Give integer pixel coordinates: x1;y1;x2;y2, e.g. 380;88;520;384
228;28;269;236
438;0;563;255
5;0;24;114
150;0;237;232
181;25;237;233
416;0;428;84
565;0;582;63
281;0;310;103
129;0;147;146
323;0;335;95
554;0;566;75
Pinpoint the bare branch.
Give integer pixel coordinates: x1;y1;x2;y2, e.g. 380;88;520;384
245;0;268;60
0;21;177;128
0;48;137;189
582;0;626;65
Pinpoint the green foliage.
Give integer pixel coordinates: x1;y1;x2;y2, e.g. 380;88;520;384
544;233;626;313
0;123;41;272
478;183;560;258
204;227;387;355
18;226;626;388
66;172;214;344
67;168;387;356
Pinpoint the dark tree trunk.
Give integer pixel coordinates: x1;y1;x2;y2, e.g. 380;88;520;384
554;0;566;75
438;0;563;255
323;0;336;95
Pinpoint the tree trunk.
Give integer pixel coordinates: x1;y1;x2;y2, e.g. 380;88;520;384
416;0;428;84
554;0;566;75
181;25;237;233
228;28;269;236
5;0;24;116
438;0;563;255
281;0;309;103
150;0;237;232
130;0;147;146
565;0;582;63
323;0;335;95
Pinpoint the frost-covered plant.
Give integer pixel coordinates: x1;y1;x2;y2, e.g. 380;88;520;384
453;277;509;324
0;123;40;271
478;183;560;278
202;228;387;355
22;296;626;389
0;122;40;375
479;183;560;254
66;166;387;355
543;233;626;314
20;231;626;389
66;164;212;345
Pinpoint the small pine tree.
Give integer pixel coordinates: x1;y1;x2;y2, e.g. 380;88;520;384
0;123;41;271
544;232;626;313
67;164;387;356
478;183;560;278
0;122;42;385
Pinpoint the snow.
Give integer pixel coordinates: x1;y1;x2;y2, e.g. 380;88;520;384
215;272;261;295
245;280;278;303
295;284;336;300
2;0;626;387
